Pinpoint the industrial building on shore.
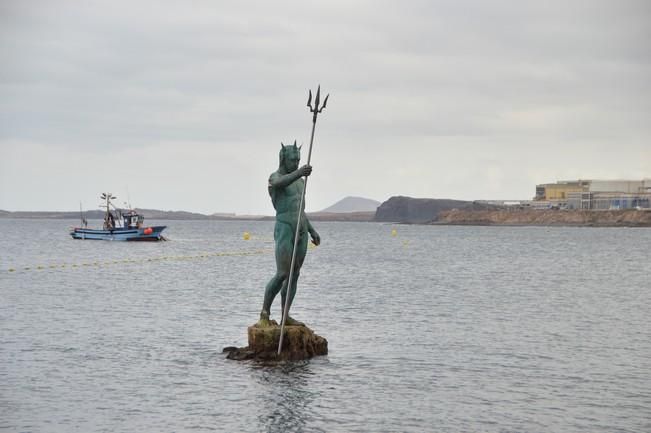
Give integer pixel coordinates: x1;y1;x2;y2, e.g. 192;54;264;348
534;179;651;210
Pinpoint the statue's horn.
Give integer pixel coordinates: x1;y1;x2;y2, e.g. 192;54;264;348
281;142;285;148
293;140;297;148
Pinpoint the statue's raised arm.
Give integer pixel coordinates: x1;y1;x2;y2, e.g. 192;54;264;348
268;164;312;190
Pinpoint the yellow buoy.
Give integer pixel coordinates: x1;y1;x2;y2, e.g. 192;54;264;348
243;231;251;240
391;229;397;237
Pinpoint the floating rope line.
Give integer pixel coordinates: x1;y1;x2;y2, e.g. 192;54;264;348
4;248;274;273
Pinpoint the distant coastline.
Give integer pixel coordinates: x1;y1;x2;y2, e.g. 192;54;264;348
0;209;375;223
0;209;243;221
373;196;651;227
3;196;650;227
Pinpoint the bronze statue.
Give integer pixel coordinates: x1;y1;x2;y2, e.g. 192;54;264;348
258;141;320;327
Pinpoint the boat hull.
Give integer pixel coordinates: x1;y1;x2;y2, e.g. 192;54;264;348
70;226;166;241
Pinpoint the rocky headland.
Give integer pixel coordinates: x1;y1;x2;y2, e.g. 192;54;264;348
373;196;497;223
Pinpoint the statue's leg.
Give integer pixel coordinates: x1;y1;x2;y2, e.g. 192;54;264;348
261;273;286;317
280;231;309;326
260;222;292;322
280;269;299;316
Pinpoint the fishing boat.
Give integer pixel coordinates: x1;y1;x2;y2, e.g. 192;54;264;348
70;193;166;241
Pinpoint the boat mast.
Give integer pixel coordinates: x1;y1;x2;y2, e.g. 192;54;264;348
79;201;87;228
100;193;116;229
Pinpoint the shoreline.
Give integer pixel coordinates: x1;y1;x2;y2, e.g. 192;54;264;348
3;209;651;227
432;209;651;228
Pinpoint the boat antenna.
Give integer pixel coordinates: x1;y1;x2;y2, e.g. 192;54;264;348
126;186;132;209
277;85;329;355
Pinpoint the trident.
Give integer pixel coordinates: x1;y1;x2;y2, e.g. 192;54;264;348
277;85;329;355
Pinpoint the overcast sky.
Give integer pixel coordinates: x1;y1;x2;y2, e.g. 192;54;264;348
1;0;649;214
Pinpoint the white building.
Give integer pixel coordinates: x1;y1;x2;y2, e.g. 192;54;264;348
567;191;651;210
588;180;650;194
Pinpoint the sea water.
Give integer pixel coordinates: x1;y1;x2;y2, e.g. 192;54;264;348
1;219;650;432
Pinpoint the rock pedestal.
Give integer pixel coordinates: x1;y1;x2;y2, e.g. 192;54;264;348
224;322;328;362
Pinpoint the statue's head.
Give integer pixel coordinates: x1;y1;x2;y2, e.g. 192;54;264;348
279;141;301;172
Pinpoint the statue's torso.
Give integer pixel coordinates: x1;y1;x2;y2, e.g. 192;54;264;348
269;172;306;227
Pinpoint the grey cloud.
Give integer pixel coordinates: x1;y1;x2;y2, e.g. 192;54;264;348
1;0;649;213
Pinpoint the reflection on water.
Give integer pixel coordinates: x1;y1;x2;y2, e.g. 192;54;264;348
253;361;319;433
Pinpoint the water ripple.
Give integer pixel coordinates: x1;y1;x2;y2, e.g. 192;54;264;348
1;220;650;432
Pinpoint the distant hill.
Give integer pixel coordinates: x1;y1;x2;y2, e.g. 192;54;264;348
0;209;105;219
131;208;214;220
319;196;381;213
0;208;239;220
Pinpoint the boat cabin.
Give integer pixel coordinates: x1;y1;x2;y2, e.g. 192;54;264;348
122;211;144;229
103;210;143;230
